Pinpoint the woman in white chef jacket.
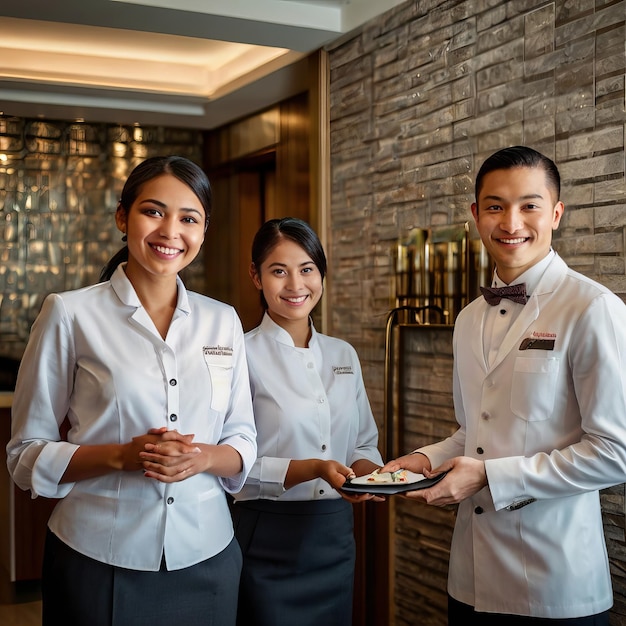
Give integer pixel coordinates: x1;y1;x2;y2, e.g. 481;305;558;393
7;156;257;626
231;217;383;626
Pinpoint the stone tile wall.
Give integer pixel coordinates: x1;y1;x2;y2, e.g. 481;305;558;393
327;1;626;624
0;117;203;359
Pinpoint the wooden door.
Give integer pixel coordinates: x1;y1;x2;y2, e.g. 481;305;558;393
203;154;275;331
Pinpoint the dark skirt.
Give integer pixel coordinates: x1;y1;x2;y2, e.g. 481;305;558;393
231;498;355;626
42;529;242;626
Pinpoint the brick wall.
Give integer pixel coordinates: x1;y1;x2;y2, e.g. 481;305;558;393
327;1;626;624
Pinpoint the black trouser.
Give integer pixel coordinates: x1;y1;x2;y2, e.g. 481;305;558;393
448;595;609;626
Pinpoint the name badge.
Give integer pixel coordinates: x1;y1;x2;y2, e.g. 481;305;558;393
519;338;555;351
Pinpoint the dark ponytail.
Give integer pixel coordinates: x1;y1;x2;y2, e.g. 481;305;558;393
100;245;129;282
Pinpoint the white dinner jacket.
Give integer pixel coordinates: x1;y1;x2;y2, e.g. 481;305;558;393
420;253;626;618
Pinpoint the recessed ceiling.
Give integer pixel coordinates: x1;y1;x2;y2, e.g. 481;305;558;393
0;0;406;129
0;17;292;98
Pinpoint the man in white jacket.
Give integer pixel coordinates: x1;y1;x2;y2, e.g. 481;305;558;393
383;146;626;625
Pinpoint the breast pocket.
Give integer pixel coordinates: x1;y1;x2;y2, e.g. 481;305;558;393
510;357;559;421
203;355;233;413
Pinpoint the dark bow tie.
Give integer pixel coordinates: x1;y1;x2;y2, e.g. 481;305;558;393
480;283;528;306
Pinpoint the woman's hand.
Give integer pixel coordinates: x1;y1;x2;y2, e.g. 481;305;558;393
139;429;202;482
140;430;244;483
120;428;195;471
283;458;383;502
319;460;386;503
60;428;196;483
316;459;357;490
338;459;386;503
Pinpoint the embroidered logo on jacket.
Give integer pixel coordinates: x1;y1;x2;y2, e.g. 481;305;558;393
332;365;354;375
203;345;233;357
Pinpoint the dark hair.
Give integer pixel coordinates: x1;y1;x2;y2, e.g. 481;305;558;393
100;155;212;281
251;217;327;310
475;146;561;203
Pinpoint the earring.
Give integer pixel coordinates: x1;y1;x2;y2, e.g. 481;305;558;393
121;234;127;242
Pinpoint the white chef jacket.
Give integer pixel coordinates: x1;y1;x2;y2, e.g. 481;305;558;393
235;313;383;501
419;252;626;618
7;264;257;571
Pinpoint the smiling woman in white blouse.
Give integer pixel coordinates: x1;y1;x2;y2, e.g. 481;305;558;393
231;217;383;626
7;155;257;626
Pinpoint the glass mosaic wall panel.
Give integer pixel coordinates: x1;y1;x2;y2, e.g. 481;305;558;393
0;116;203;359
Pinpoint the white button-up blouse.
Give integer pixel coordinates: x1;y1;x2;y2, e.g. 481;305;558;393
7;264;257;571
235;313;382;502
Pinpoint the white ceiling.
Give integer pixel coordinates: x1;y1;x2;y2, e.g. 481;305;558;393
0;0;405;129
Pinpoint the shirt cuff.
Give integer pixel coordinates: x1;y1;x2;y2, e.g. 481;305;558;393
31;441;78;499
485;456;534;512
258;456;290;499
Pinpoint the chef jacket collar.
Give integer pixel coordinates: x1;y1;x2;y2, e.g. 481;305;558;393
259;311;317;348
110;263;191;316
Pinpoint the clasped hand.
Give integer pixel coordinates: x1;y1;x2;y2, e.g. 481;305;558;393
132;427;202;483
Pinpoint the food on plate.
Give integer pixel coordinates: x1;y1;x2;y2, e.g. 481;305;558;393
366;468;408;483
